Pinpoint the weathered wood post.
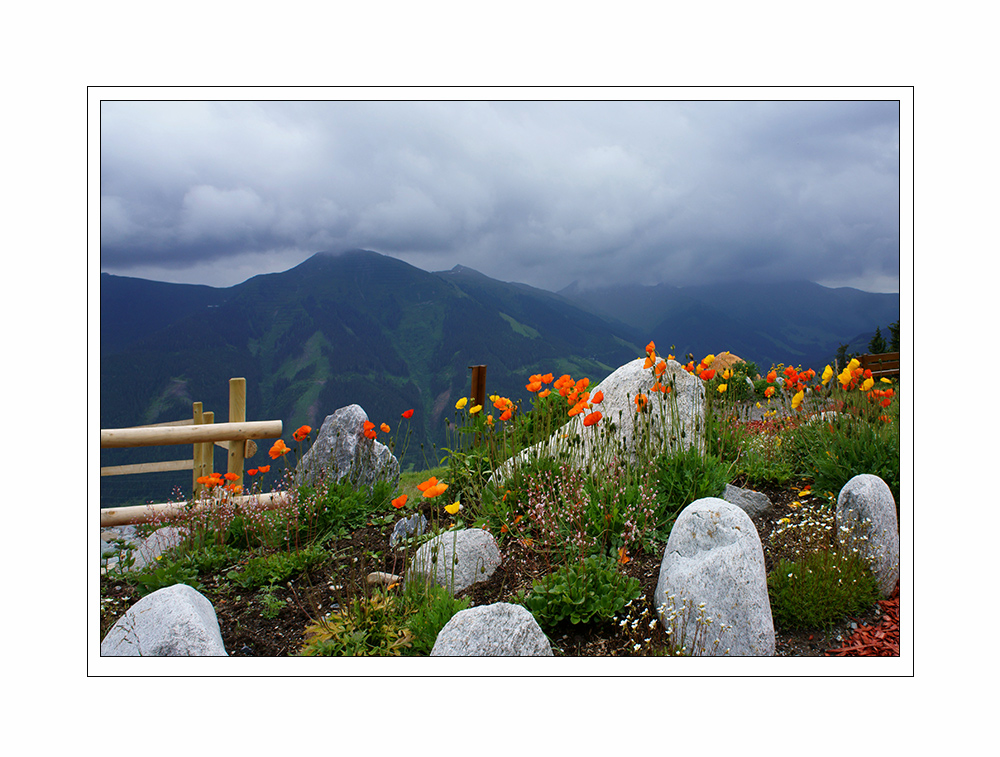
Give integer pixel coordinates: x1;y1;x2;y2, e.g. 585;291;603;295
469;365;487;447
228;378;246;487
469;365;487;410
193;402;204;496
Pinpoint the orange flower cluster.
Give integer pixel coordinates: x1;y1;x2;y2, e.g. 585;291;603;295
681;351;715;382
417;476;448;498
554;373;603;426
641;342;674;396
196;471;241;494
246;465;270;476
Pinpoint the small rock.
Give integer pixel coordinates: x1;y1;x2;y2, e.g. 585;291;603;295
407;528;501;596
366;571;403;586
390;513;428;547
431;603;553;656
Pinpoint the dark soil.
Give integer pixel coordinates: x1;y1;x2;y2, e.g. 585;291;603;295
99;475;897;657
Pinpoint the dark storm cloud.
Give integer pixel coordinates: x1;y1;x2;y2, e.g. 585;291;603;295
100;99;900;292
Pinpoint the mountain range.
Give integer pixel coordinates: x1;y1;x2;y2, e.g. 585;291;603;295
100;249;899;507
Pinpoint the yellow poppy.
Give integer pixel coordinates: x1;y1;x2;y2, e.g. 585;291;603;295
445;500;461;515
455;397;468;410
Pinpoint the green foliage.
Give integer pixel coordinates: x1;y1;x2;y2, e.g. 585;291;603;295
128;558;204;597
126;541;243;597
299;591;414;656
402;582;471;655
767;548;880;631
226;545;327;590
518;555;642;630
868;326;888;354
651;446;729;534
888;320;900;352
790;411;900;509
258;585;287;619
292;478;393;544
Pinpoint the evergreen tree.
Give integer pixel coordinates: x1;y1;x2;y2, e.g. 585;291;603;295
835;343;849;372
889;320;900;352
868;327;888;354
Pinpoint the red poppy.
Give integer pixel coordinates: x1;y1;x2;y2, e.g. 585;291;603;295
362;421;376;439
700;369;716;381
401;408;415;419
246;468;258;476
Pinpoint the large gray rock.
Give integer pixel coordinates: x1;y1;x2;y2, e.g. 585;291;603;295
654;498;774;656
431;603;553;656
493;358;705;485
407;528;501;596
722;483;776;520
835;474;900;598
101;584;228;656
293;404;400;492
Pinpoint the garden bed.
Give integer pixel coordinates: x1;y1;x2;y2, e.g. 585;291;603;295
99;476;896;657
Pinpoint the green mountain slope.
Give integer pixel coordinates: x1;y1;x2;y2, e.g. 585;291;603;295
100;250;641;506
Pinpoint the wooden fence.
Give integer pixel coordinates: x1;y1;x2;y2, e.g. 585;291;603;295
100;378;283;525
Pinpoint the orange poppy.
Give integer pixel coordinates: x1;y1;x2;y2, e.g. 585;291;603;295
645;341;656;355
635;394;648;412
541;373;554;383
583;410;602;426
591;390;604;404
767;371;777;383
269;439;291;459
500;408;513;422
700;369;716;381
258;465;270;473
224;472;238;481
246;468;258;476
391;494;408;509
362;420;377;439
293;425;312;441
380;423;390;433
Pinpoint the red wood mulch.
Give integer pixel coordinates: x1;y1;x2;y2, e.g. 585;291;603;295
825;581;900;656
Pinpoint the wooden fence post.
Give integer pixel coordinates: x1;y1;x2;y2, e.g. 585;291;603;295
192;402;204;496
228;378;246;487
469;365;487;410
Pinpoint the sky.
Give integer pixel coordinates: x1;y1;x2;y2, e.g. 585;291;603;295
99;98;901;294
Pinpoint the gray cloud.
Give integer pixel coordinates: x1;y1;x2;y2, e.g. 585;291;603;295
100;99;900;292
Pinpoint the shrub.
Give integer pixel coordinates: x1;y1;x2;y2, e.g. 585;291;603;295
767;548;880;631
518;555;642;630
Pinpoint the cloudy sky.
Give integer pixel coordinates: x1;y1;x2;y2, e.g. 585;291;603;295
100;98;901;294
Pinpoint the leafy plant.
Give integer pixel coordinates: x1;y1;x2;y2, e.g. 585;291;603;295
767;548;880;631
402;582;471;655
299;591;414;656
226;545;327;590
651;445;729;536
128;557;204;597
789;411;899;508
518;555;642;630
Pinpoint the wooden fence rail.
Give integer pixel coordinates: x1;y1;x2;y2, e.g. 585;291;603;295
100;377;281;500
